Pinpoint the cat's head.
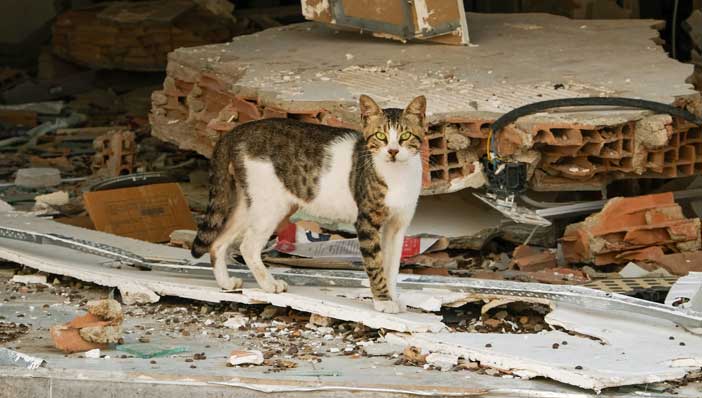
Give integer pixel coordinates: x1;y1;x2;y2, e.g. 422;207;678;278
359;94;426;163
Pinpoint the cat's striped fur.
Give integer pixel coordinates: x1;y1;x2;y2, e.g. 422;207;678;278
191;95;426;313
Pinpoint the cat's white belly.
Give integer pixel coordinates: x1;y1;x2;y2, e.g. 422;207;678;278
300;138;358;223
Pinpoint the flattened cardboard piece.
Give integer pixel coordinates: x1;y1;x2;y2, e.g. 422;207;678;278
83;183;196;243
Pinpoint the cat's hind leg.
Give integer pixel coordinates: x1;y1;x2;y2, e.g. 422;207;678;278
239;199;291;293
209;200;247;290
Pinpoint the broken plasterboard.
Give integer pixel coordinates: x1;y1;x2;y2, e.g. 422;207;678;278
387;302;702;392
2;211;701;333
0;213;444;333
83;183;197;243
301;0;469;45
665;272;702;311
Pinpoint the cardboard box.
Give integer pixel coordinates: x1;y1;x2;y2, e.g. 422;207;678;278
84;183;196;242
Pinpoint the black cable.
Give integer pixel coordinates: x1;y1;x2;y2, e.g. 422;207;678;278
489;97;702;157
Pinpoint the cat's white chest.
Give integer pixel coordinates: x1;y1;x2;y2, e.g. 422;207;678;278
375;155;423;213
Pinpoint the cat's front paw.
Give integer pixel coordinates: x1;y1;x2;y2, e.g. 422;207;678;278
261;278;288;293
218;277;243;291
373;299;403;313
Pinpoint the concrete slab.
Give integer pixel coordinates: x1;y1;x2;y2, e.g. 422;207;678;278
388;303;702;392
150;13;701;194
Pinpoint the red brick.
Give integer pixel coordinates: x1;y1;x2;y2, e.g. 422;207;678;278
232;97;261;122
654;252;702;275
511;245;557;272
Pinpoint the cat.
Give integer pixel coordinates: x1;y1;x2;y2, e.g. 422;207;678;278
191;94;426;313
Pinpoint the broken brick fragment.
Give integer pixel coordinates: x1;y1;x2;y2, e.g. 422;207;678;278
652;252;702;275
561;193;701;268
50;299;124;354
511;245;557;272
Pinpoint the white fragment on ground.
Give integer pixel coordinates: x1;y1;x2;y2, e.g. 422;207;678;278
0;199;13;212
84;349;101;359
34;191;69;207
364;342;405;357
11;274;48;285
118;283;160;305
310;313;335;327
426;352;459;371
223;314;250;329
228;350;264;366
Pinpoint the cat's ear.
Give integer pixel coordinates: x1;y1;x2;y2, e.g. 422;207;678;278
359;95;381;117
404;95;426;118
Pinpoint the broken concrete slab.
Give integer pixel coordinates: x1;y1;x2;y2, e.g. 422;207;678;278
388;302;702;392
0;213;444;333
150;13;700;194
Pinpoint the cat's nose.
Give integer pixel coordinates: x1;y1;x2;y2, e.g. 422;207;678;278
388;149;399;158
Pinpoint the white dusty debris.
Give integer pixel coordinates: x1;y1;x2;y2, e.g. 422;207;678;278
11;274;48;285
228;350;264;366
118;283;160;305
223;314;250;329
425;352;459;371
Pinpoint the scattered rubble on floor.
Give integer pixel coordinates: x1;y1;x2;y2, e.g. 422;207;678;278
2;210;702;391
0;322;29;344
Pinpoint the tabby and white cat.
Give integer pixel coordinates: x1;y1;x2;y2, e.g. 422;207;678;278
191;95;426;313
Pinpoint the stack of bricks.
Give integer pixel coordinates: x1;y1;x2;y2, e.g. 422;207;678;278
150;60;702;195
52;0;236;71
561;192;701;269
91;130;137;177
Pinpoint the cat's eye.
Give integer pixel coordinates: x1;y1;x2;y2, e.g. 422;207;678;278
400;131;412;141
375;132;387;141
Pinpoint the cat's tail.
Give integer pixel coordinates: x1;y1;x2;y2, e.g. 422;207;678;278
191;135;237;258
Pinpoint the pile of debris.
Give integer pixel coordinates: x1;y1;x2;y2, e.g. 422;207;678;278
563;192;702;274
52;0;238;71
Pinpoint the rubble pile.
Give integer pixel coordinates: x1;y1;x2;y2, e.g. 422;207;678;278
562;192;702;273
52;0;238;71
